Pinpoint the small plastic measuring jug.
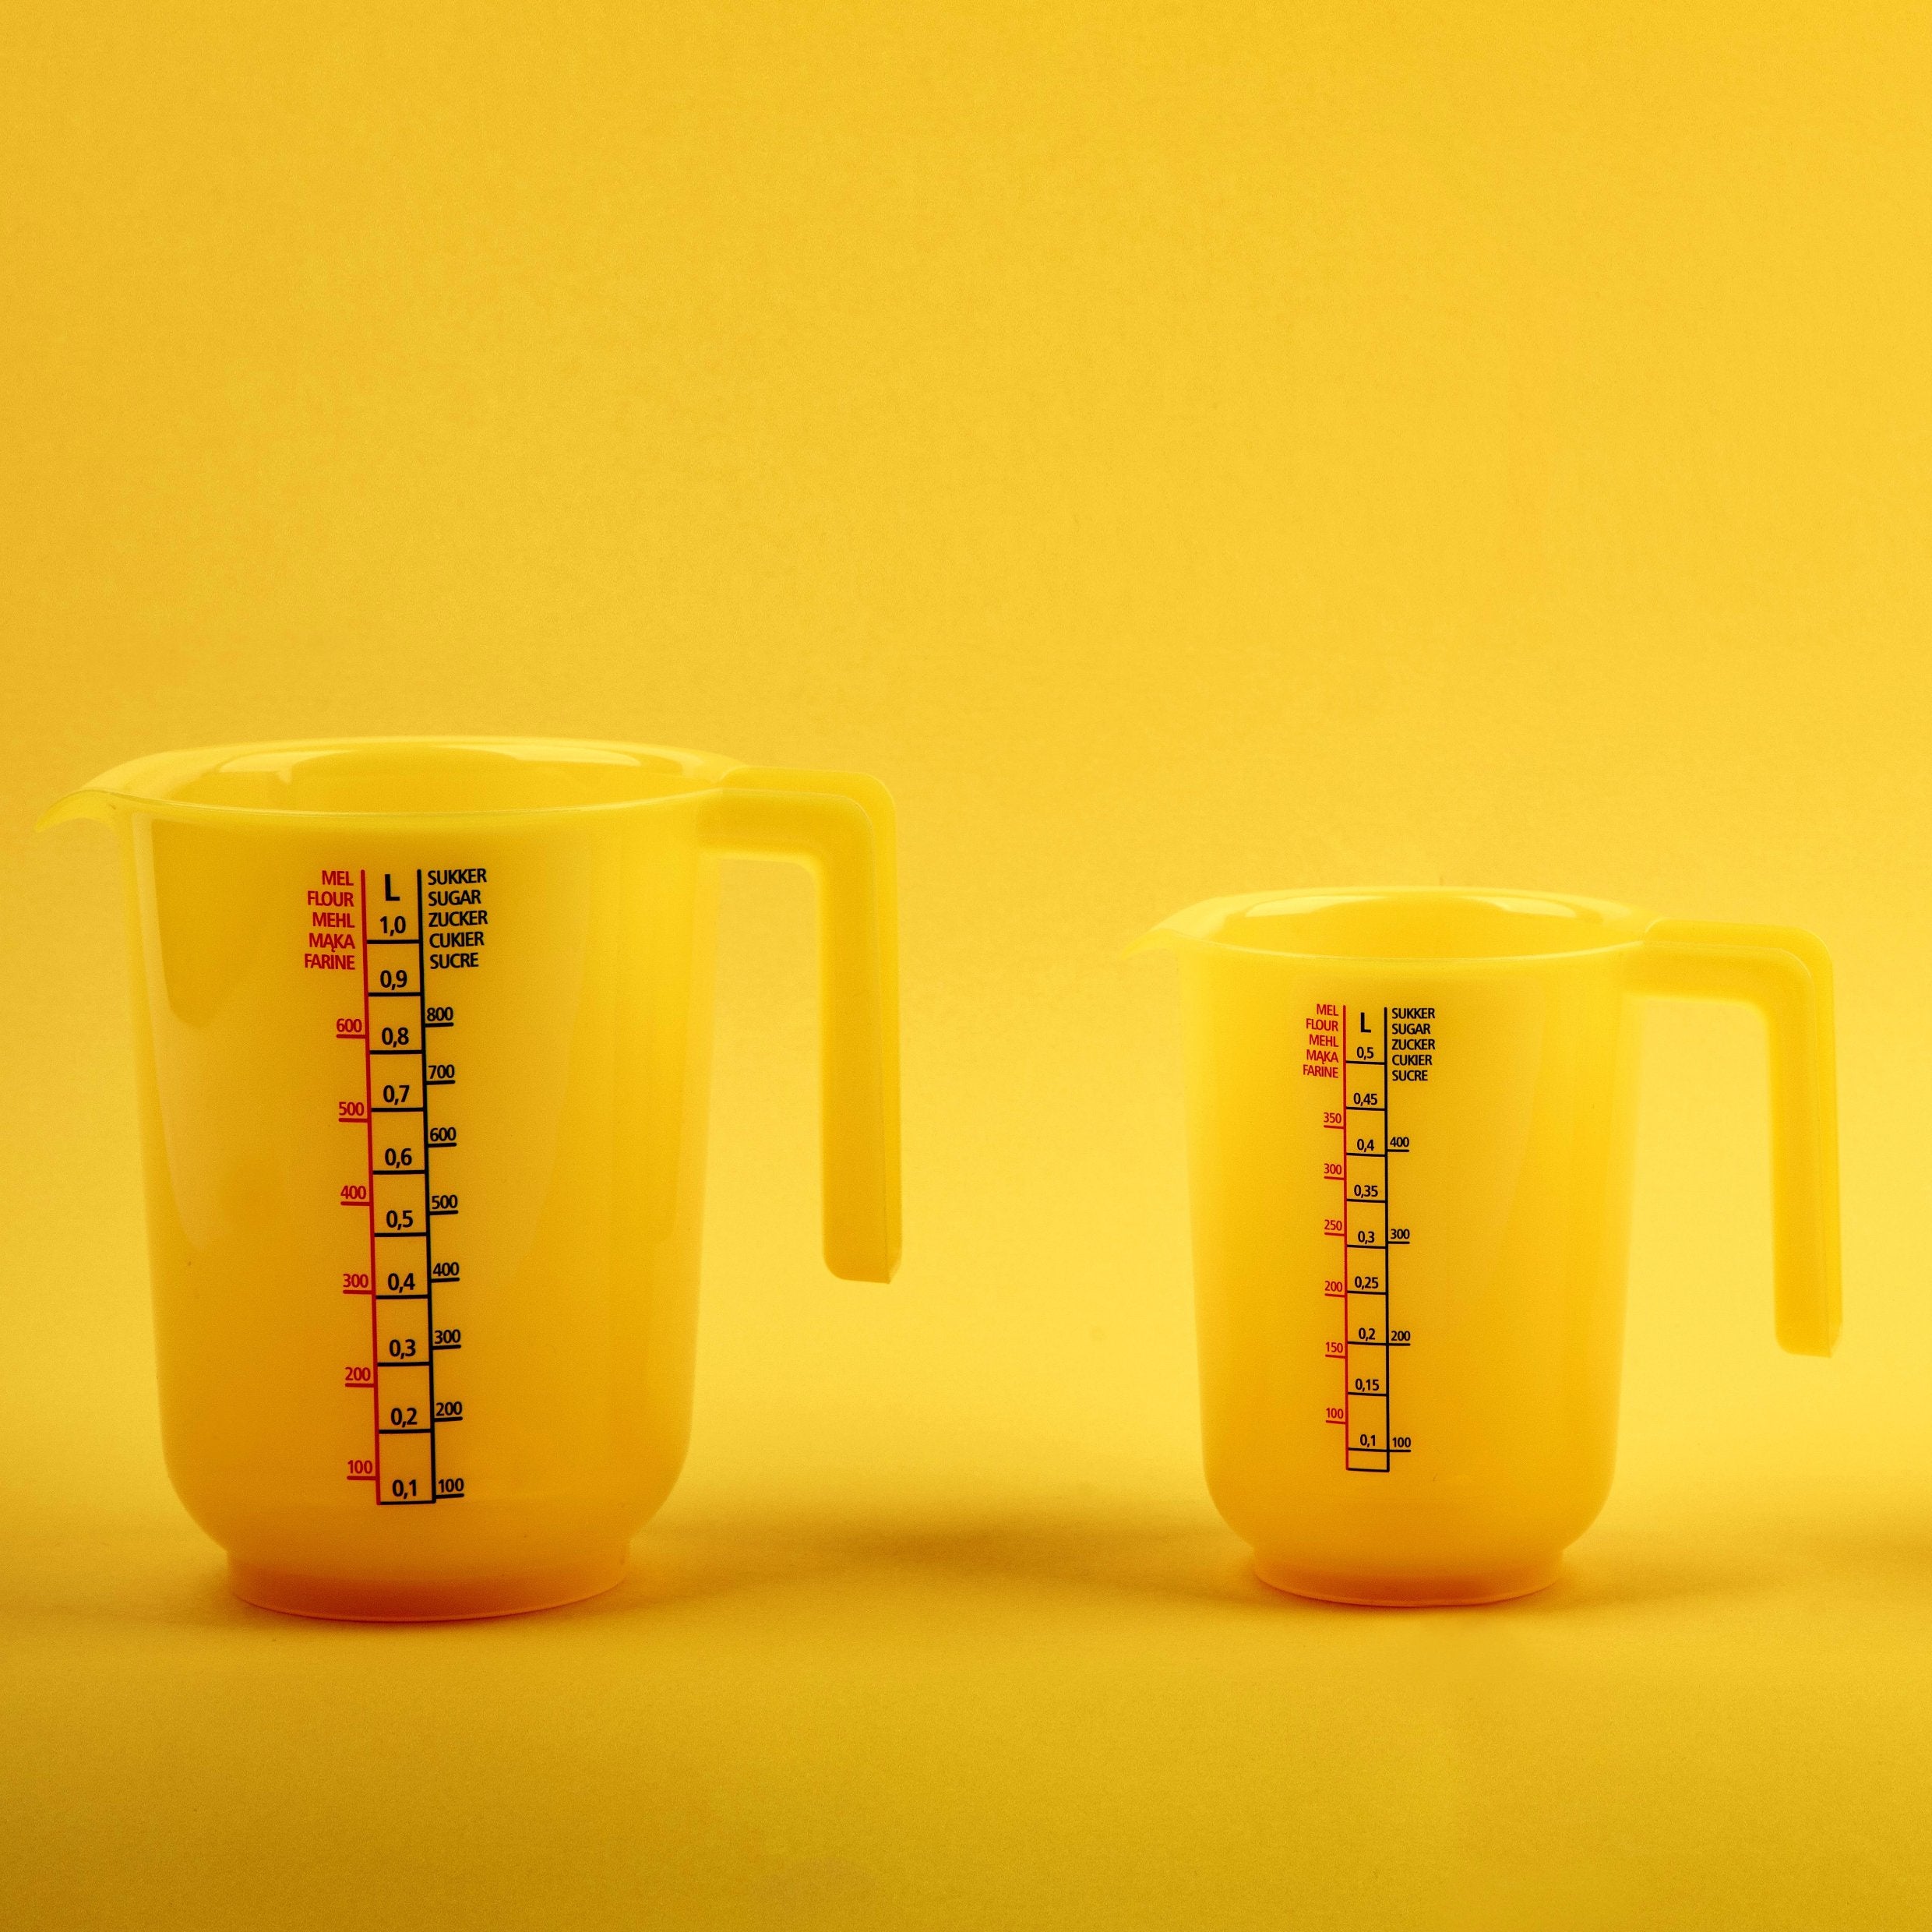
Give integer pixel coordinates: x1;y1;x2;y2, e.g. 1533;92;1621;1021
1140;889;1839;1606
46;737;900;1620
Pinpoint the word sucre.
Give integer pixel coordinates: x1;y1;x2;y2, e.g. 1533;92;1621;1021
426;870;489;970
1389;1010;1436;1082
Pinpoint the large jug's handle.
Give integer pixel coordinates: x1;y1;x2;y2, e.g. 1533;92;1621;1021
700;767;901;1283
1627;920;1839;1356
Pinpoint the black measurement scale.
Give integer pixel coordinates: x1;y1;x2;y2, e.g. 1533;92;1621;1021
1327;1006;1416;1472
340;869;464;1506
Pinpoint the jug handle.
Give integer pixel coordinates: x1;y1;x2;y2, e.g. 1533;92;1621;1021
700;768;901;1284
1627;920;1840;1356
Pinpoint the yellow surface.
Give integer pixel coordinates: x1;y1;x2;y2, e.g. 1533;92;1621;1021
47;739;898;1618
3;2;1930;1924
1148;890;1837;1605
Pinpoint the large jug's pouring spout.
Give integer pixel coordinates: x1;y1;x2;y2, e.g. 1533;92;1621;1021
37;750;180;831
37;783;125;832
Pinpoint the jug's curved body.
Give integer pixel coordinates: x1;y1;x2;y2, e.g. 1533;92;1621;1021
1182;936;1641;1602
48;739;901;1620
1149;890;1839;1607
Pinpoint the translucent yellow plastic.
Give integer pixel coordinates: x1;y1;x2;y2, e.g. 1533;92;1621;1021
43;738;901;1620
1140;889;1839;1607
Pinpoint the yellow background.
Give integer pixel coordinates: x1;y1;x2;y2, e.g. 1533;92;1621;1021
3;3;1929;1924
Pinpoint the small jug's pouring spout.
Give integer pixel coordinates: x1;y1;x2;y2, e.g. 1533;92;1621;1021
1125;897;1246;961
1123;927;1177;961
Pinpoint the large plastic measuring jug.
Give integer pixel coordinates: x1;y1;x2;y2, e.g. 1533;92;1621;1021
1141;889;1839;1606
47;737;900;1620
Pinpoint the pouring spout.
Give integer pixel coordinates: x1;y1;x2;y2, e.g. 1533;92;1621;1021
1123;925;1183;962
1125;900;1243;961
37;786;123;833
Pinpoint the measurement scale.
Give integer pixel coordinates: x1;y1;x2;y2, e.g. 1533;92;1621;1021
1313;1003;1427;1472
334;867;467;1507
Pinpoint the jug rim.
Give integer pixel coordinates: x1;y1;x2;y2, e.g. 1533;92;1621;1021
41;734;749;829
1140;887;1656;966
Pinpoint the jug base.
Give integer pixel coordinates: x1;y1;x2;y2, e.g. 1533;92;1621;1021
227;1549;629;1622
1252;1553;1561;1608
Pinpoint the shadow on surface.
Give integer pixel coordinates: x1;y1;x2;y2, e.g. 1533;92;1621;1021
587;1504;1800;1625
1793;1516;1932;1588
0;1516;252;1630
0;1496;1847;1635
572;1508;1273;1622
1511;1534;1784;1616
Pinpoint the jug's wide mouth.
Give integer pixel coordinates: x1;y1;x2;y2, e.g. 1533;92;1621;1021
44;735;743;824
1147;888;1654;964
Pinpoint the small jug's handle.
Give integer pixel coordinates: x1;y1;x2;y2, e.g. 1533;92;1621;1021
1627;920;1840;1356
700;767;901;1283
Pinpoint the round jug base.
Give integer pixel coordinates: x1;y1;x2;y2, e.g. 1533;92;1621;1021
1252;1553;1561;1608
227;1549;629;1622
